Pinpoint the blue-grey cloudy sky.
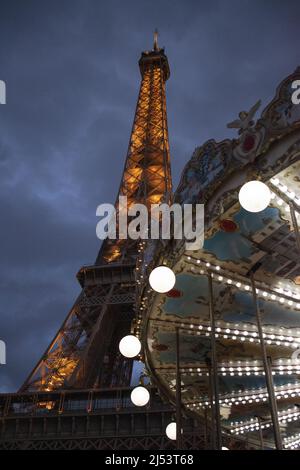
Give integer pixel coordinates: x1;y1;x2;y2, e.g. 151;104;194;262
0;0;299;391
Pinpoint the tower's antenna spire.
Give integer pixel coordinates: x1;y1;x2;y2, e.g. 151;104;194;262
153;28;159;51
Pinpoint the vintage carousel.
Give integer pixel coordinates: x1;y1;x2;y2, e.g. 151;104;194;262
132;67;300;450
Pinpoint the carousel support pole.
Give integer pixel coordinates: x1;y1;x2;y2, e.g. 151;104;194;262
206;359;216;450
208;272;222;450
289;201;300;253
246;432;250;450
256;416;264;450
175;327;183;449
204;407;208;449
249;267;282;450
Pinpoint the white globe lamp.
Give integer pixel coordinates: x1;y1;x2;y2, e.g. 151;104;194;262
149;266;176;293
222;446;229;450
119;335;141;358
238;180;271;213
130;386;150;407
165;422;177;440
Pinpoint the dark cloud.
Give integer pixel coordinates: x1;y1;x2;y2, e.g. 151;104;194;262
0;0;299;391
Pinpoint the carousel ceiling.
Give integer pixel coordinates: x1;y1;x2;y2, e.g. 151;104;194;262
140;67;300;449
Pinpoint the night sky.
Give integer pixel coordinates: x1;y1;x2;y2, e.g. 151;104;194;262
0;0;299;392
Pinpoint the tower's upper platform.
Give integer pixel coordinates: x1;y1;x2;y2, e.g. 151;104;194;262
138;31;170;81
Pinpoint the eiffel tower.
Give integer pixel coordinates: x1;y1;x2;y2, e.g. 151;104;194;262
20;31;172;393
0;33;207;451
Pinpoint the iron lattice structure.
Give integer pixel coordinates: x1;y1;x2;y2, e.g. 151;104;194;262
20;36;172;393
97;34;172;264
0;387;250;450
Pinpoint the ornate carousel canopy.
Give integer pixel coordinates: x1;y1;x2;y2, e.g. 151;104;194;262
135;67;300;449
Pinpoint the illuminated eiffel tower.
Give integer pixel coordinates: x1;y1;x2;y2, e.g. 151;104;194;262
21;31;172;393
0;33;208;451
